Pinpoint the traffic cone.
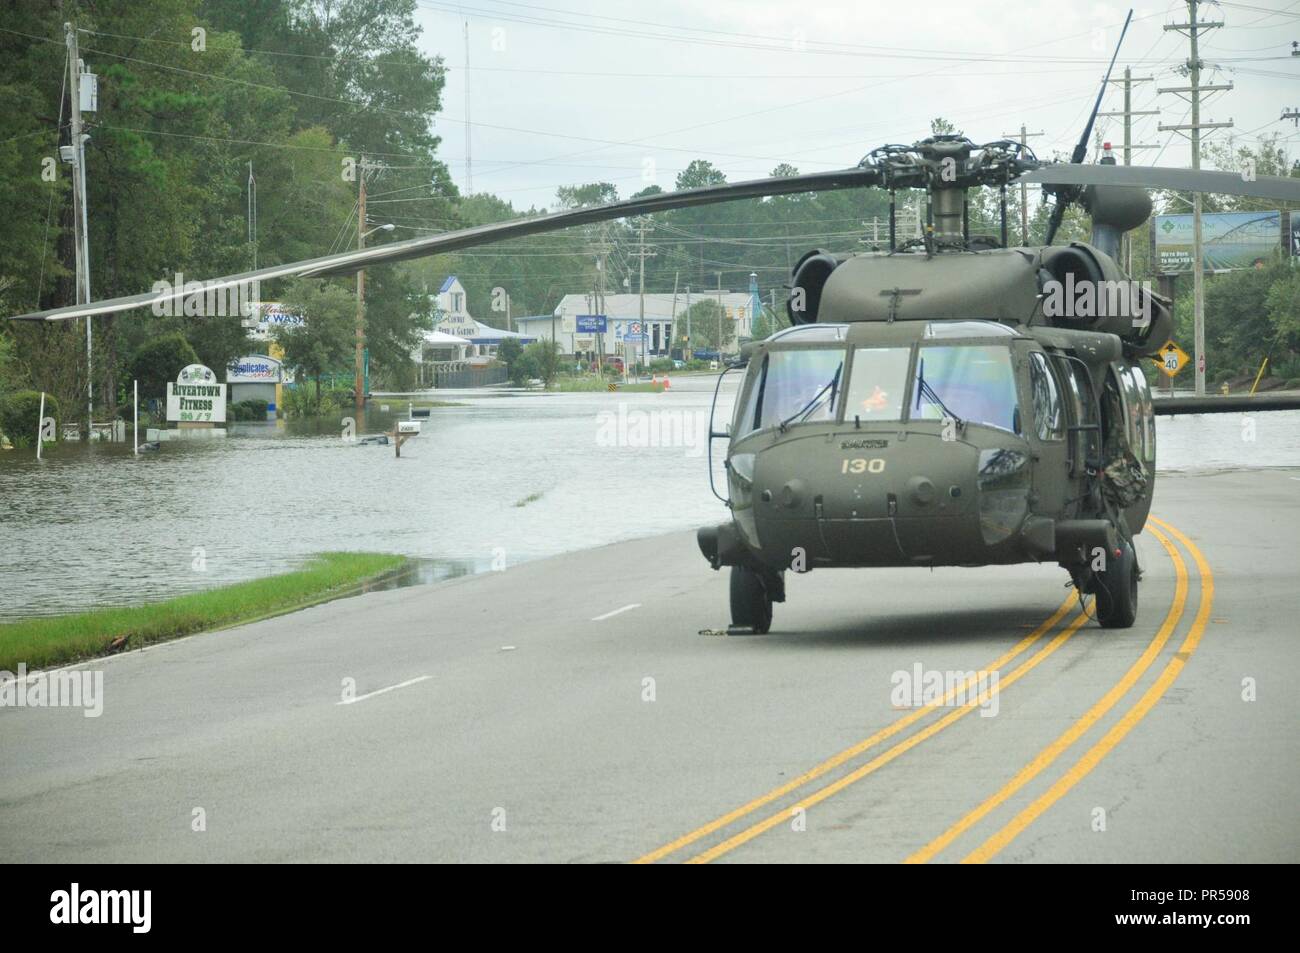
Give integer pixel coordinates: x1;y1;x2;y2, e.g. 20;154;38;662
651;373;660;387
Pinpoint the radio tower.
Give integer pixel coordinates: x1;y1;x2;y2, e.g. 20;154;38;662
464;20;473;195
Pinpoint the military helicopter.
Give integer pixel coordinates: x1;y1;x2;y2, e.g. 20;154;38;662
11;21;1300;634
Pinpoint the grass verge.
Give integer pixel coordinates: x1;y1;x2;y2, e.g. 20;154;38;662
551;377;665;393
0;552;409;672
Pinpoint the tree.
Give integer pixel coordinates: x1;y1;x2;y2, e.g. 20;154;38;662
523;340;559;386
930;117;963;137
497;337;529;384
276;278;355;407
0;390;59;448
677;299;735;351
676;160;726;191
129;333;200;400
556;182;618;209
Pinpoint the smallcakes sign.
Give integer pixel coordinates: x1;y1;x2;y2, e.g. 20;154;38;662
166;364;227;423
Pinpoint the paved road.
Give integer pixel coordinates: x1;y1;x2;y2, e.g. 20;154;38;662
1;469;1296;863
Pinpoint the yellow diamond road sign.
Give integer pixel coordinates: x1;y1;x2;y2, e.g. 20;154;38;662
1153;340;1189;378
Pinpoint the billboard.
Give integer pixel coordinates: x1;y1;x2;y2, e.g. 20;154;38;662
1154;211;1282;274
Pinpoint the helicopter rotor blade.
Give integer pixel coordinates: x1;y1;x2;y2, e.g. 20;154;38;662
1022;163;1300;203
1044;8;1133;245
7;167;878;323
1153;394;1300;415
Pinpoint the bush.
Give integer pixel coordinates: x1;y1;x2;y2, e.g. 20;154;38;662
280;382;352;419
0;390;59;448
511;349;542;385
235;398;269;420
129;333;200;400
228;399;271;421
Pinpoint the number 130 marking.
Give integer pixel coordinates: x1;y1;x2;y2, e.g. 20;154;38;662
841;457;886;474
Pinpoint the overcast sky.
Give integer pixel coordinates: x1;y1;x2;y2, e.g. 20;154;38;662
407;0;1299;209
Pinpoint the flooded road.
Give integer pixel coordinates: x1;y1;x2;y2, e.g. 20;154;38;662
1;374;1297;620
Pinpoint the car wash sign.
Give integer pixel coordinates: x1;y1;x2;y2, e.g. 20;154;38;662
166;364;227;423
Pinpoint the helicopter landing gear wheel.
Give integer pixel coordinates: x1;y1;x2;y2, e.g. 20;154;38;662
730;566;773;634
1094;539;1138;629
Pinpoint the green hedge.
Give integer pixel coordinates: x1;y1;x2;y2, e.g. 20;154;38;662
228;398;271;421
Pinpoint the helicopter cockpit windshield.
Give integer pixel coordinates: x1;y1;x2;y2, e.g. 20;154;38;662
911;344;1019;433
735;324;1023;437
743;349;845;432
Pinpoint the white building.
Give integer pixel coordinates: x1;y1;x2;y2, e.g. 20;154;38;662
515;291;758;360
412;277;535;377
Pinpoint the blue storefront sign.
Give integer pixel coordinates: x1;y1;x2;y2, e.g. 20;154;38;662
576;314;608;333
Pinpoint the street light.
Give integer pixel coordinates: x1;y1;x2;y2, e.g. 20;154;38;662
355;222;395;412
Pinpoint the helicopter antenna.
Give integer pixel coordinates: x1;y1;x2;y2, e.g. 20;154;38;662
1044;8;1133;245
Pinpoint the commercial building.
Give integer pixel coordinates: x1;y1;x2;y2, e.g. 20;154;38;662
515;287;760;361
415;276;535;366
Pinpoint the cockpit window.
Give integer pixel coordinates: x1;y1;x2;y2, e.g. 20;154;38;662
912;344;1019;434
745;348;845;433
844;347;910;421
923;320;1018;339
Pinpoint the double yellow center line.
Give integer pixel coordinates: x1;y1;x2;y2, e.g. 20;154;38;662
952;517;1211;863
636;516;1209;864
636;592;1085;863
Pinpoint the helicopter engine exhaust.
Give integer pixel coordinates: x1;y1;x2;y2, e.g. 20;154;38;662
787;250;840;325
1039;243;1171;357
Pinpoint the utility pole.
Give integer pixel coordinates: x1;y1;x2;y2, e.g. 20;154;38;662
66;23;93;436
247;161;257;271
1099;69;1159;271
587;227;613;371
632;220;656;375
1100;69;1159;165
1000;125;1044;245
684;285;691;359
668;270;679;360
1283;106;1299;126
717;273;728;358
1161;0;1233;396
354;156;369;414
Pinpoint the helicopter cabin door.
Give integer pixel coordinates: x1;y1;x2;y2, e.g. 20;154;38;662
1102;362;1157;533
1024;350;1071;518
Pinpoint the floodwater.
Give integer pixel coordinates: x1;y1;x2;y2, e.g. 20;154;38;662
1;374;1297;620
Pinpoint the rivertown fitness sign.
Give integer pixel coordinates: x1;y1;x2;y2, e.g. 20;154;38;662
166;364;227;423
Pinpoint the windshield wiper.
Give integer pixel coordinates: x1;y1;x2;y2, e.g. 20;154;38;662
914;357;965;430
780;363;842;432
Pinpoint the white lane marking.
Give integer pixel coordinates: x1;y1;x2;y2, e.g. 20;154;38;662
591;603;642;622
337;675;431;706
